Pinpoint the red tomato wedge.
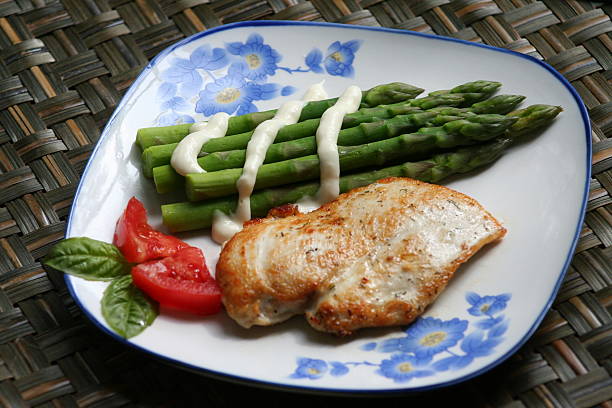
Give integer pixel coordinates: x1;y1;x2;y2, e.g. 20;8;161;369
114;197;189;263
131;246;222;315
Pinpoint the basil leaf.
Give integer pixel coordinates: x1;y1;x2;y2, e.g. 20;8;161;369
101;275;158;339
43;237;131;281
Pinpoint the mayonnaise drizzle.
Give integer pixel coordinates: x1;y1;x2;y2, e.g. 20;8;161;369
189;121;208;132
211;82;329;244
298;85;362;210
170;112;229;176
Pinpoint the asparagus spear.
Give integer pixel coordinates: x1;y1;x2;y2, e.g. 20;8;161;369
136;82;425;150
161;139;510;232
185;113;519;201
162;104;562;232
141;100;423;177
151;95;525;194
505;104;563;136
152;94;525;193
154;111;445;193
139;81;506;176
410;80;501;109
144;91;522;182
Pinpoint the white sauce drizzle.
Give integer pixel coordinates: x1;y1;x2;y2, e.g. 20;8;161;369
170;112;229;176
297;85;362;211
189;121;208;132
211;82;329;244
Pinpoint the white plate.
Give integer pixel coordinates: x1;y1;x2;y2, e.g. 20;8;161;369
65;21;590;394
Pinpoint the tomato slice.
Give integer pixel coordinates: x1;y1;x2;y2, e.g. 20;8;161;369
114;197;189;263
131;246;222;316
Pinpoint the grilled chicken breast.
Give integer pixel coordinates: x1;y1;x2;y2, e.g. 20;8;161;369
216;177;506;336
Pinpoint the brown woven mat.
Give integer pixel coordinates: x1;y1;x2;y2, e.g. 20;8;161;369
0;0;610;406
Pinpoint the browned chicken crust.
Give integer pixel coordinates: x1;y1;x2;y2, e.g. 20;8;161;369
216;177;506;336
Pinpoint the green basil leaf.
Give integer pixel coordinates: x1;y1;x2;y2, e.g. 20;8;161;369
43;237;131;281
101;275;158;339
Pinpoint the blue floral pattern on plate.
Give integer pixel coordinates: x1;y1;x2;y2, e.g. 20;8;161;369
290;292;511;383
154;34;362;125
195;69;279;116
305;40;363;78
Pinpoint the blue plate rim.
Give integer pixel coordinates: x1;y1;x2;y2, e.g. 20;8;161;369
63;19;592;395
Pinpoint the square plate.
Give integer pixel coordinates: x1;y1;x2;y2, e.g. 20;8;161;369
65;21;590;394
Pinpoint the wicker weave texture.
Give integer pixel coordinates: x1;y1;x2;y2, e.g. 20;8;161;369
0;0;610;407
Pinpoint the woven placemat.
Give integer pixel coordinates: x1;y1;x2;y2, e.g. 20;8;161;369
0;0;610;406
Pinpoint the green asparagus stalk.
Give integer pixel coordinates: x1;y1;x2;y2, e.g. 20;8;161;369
141;100;423;177
185;113;519;201
161;139;511;232
136;82;425;150
144;92;523;184
213;95;524;167
505;104;563;136
410;80;501;109
152;94;525;194
161;104;562;232
139;81;507;177
152;111;439;193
